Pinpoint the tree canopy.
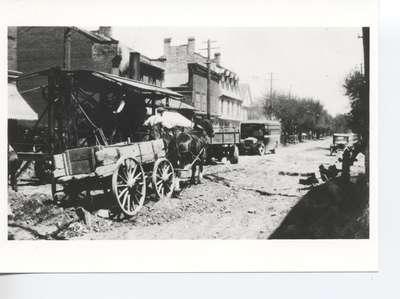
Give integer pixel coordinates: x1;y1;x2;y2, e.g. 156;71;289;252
249;92;340;141
343;70;369;142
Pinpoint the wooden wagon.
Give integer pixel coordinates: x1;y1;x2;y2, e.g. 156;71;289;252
12;67;183;216
52;139;175;216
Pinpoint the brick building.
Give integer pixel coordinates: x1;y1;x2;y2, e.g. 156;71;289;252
11;26;166;120
155;37;220;120
13;26;119;117
159;37;248;127
118;45;165;87
8;27;17;71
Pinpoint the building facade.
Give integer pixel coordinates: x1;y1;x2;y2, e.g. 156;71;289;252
8;27;18;71
157;37;220;119
13;26;119;116
160;37;249;126
118;44;165;87
11;26;166;118
216;61;243;127
239;83;253;121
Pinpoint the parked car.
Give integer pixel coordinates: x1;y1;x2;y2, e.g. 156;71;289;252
329;133;358;155
240;120;281;155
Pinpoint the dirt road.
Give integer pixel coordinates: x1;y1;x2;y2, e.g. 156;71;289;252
75;137;363;240
9;138;366;240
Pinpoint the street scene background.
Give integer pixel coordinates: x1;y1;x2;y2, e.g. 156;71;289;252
7;27;369;240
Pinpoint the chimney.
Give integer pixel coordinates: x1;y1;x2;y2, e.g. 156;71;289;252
98;26;112;38
214;52;221;66
188;37;195;54
128;52;141;80
164;37;171;56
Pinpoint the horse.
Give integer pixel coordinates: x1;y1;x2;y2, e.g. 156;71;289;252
168;118;214;185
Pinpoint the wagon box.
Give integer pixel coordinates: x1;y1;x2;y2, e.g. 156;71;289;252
207;127;240;164
53;139;166;178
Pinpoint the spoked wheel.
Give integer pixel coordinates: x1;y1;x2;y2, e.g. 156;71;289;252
112;156;146;216
152;158;175;199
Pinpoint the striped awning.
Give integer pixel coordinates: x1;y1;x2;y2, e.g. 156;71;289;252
8;83;38;121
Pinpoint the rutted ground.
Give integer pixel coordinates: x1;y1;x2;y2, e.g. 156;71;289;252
8;138;366;240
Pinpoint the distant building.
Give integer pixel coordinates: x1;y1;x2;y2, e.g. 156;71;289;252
156;37;220;120
160;37;245;126
216;59;242;126
118;45;165;87
239;83;253;121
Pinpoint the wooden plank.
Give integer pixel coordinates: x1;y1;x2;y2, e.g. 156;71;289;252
56;173;95;183
95;164;116;178
152;139;166;159
211;131;240;145
53;168;67;178
17;152;51;161
95;147;119;165
53;154;64;169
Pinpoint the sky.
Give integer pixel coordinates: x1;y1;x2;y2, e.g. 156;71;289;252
109;27;364;116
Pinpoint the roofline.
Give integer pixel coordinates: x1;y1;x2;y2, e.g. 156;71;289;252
241;120;281;125
188;62;221;79
73;27;118;44
193;52;238;76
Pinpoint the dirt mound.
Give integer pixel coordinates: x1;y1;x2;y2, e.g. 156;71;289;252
8;188;113;240
269;176;369;239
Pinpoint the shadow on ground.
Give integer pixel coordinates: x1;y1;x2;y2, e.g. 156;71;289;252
269;175;369;239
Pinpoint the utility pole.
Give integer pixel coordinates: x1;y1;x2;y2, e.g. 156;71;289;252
362;26;370;179
63;27;72;70
63;27;73;148
362;27;369;82
267;72;274;119
269;72;273;101
206;39;211;119
200;39;218;120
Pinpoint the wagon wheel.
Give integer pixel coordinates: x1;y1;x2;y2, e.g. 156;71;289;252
112;156;146;216
152;158;175;199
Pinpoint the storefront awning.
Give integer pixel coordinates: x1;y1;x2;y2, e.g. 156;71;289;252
158;98;197;111
8;83;38;121
90;72;183;99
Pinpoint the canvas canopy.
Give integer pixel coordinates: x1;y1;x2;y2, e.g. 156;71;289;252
8;83;38;121
144;111;193;129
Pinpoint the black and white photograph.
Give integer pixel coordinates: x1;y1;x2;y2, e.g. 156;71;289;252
7;26;370;241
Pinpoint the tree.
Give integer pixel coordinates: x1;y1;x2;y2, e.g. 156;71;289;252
343;70;369;142
343;69;369;178
259;92;333;142
332;113;350;133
